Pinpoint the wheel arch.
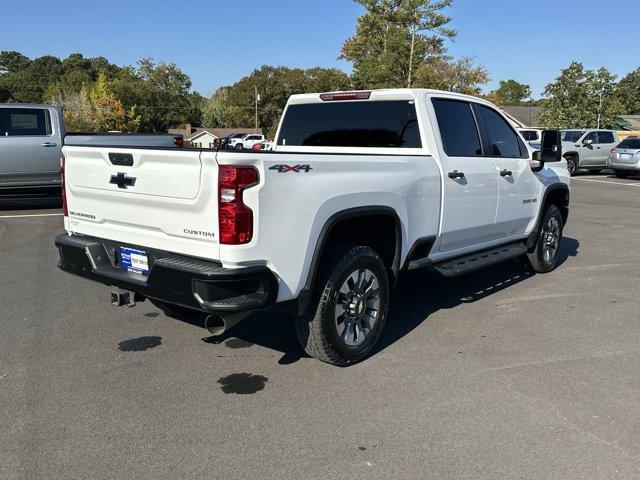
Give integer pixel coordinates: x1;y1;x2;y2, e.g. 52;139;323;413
297;206;402;316
526;183;570;250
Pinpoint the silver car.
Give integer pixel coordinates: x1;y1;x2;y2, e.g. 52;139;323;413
608;136;640;178
0;104;64;191
561;129;618;176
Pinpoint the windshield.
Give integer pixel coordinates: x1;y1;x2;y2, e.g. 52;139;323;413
562;130;586;142
618;138;640;149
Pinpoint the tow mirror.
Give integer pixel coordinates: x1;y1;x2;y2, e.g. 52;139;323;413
540;130;562;162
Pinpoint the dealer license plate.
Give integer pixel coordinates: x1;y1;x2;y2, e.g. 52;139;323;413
120;247;149;275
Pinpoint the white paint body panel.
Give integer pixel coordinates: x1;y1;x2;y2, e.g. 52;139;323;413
62;88;570;304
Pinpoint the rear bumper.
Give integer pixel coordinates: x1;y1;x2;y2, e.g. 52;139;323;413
608;161;640;171
55;234;278;314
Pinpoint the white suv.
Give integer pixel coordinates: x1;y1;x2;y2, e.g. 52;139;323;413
228;134;265;150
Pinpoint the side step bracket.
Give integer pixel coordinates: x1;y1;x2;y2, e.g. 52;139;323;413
433;242;528;277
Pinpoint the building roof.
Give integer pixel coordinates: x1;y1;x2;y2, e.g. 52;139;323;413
168;127;262;140
615;115;640;131
502;106;541;128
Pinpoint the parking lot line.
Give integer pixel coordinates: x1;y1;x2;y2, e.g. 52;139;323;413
572;178;640;187
0;213;63;219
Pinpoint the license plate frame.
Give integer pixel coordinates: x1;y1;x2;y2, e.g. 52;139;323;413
119;246;149;275
620;153;633;161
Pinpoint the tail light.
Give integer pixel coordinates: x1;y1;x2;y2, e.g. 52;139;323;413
218;165;259;244
174;136;184;148
320;91;371;101
60;155;68;217
610;147;617;154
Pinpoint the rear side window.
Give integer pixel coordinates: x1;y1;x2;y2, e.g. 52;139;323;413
598;131;615;144
2;108;50;136
432;99;482;156
476;105;523;158
277;100;421;148
618;138;640;149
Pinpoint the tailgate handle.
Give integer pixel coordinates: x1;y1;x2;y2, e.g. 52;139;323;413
108;153;134;167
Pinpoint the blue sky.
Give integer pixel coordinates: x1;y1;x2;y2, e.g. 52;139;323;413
2;0;639;98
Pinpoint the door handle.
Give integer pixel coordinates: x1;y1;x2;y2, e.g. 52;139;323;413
448;170;465;179
41;142;57;147
499;169;513;177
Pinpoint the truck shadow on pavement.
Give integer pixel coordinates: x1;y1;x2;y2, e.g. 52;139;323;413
192;237;579;365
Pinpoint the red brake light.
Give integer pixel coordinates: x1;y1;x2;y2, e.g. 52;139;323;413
174;136;184;148
320;91;371;101
60;155;68;217
610;147;617;154
218;165;259;244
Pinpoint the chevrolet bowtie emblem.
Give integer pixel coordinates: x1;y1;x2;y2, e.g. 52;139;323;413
109;172;136;189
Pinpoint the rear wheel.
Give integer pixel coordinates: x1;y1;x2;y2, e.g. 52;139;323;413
565;156;578;176
295;245;389;366
526;204;563;273
235;143;243;150
614;170;629;179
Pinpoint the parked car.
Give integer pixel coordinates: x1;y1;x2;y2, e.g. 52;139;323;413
252;139;274;151
227;133;265;150
608;136;640;178
0;103;183;192
220;133;245;150
560;129;618;176
518;128;543;146
55;88;568;366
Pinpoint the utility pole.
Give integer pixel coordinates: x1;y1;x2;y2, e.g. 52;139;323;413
597;89;603;129
254;85;259;133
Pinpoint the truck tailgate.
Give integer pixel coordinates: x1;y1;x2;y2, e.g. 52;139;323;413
62;146;220;260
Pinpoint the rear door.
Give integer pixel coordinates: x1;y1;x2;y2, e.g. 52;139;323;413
595;131;616;165
63;146;220;260
430;97;500;252
475;103;539;238
0;107;61;187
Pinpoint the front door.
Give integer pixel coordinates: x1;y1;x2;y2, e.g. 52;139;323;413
431;98;499;252
473;104;539;238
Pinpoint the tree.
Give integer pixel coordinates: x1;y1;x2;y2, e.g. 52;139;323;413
224;65;351;136
413;55;488;95
491;79;531;106
203;87;231;128
616;68;640;114
341;0;455;88
538;61;623;129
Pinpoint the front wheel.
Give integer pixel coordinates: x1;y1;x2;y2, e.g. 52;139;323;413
295;245;390;366
526;204;564;273
235;143;243;150
565;156;578;176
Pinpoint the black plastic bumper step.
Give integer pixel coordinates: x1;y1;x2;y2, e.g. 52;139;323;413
434;242;528;277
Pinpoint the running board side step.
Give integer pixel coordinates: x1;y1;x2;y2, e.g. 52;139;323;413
433;242;528;277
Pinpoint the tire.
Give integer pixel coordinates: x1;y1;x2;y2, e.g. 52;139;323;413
295;245;390;366
565;156;578;176
526;204;564;273
235;143;243;150
614;170;629;179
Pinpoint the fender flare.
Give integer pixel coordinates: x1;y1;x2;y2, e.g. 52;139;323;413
526;183;570;250
296;206;402;315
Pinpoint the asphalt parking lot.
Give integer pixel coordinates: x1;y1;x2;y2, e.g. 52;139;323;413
2;175;640;480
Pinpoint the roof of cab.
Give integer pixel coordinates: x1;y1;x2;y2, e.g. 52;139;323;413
286;88;499;108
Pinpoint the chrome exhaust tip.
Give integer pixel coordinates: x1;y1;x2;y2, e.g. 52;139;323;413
204;312;250;336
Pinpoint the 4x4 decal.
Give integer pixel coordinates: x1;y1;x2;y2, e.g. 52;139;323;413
269;164;313;173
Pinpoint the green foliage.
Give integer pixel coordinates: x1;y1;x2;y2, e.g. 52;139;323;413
538;61;623;129
615;68;640;115
341;0;456;88
491;79;531;106
0;51;200;132
219;65;351;137
413;55;488;95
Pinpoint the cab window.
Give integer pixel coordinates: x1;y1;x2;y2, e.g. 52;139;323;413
475;105;525;158
2;108;51;136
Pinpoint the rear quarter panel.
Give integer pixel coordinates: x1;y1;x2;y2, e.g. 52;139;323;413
216;150;441;301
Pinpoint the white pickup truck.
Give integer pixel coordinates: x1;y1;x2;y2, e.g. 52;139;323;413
56;89;569;366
